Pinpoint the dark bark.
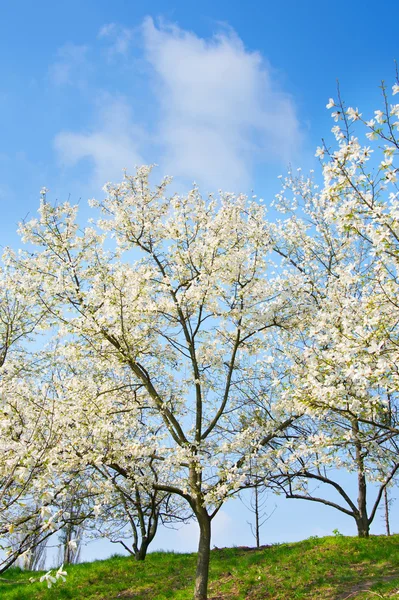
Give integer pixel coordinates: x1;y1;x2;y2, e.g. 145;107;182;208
134;509;158;561
384;488;391;537
254;485;260;548
194;510;211;600
355;471;369;538
134;541;149;561
353;419;369;538
355;515;370;537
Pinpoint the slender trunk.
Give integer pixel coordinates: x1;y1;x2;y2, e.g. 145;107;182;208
134;516;158;561
133;513;159;561
356;472;369;537
130;491;159;562
255;486;260;548
194;510;211;600
353;419;369;538
384;487;391;537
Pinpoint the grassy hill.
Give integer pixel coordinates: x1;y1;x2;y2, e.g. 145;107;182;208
1;535;399;599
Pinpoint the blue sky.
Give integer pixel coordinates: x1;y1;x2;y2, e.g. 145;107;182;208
2;1;399;558
2;0;398;248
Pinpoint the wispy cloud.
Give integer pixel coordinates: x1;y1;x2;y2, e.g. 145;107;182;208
142;17;301;190
49;43;90;87
54;97;144;187
98;23;134;58
53;18;302;192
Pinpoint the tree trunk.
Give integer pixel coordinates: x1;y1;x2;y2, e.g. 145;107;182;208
356;472;369;538
384;487;391;537
255;485;260;548
194;510;211;600
135;549;147;561
355;515;370;538
353;419;369;538
135;539;149;561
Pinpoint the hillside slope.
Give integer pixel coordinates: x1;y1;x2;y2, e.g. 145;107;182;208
1;535;399;599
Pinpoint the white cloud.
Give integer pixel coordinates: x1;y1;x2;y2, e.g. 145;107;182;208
98;23;134;58
49;43;90;86
142;17;302;190
98;23;117;38
54;97;144;187
53;18;302;192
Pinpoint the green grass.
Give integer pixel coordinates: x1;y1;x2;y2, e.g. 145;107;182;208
1;535;399;599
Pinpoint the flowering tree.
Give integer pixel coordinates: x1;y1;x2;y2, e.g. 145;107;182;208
0;271;93;577
0;351;94;574
264;74;399;537
285;74;399;431
11;72;399;596
56;481;87;566
16;170;304;599
39;351;190;561
0;263;57;571
0;260;44;368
